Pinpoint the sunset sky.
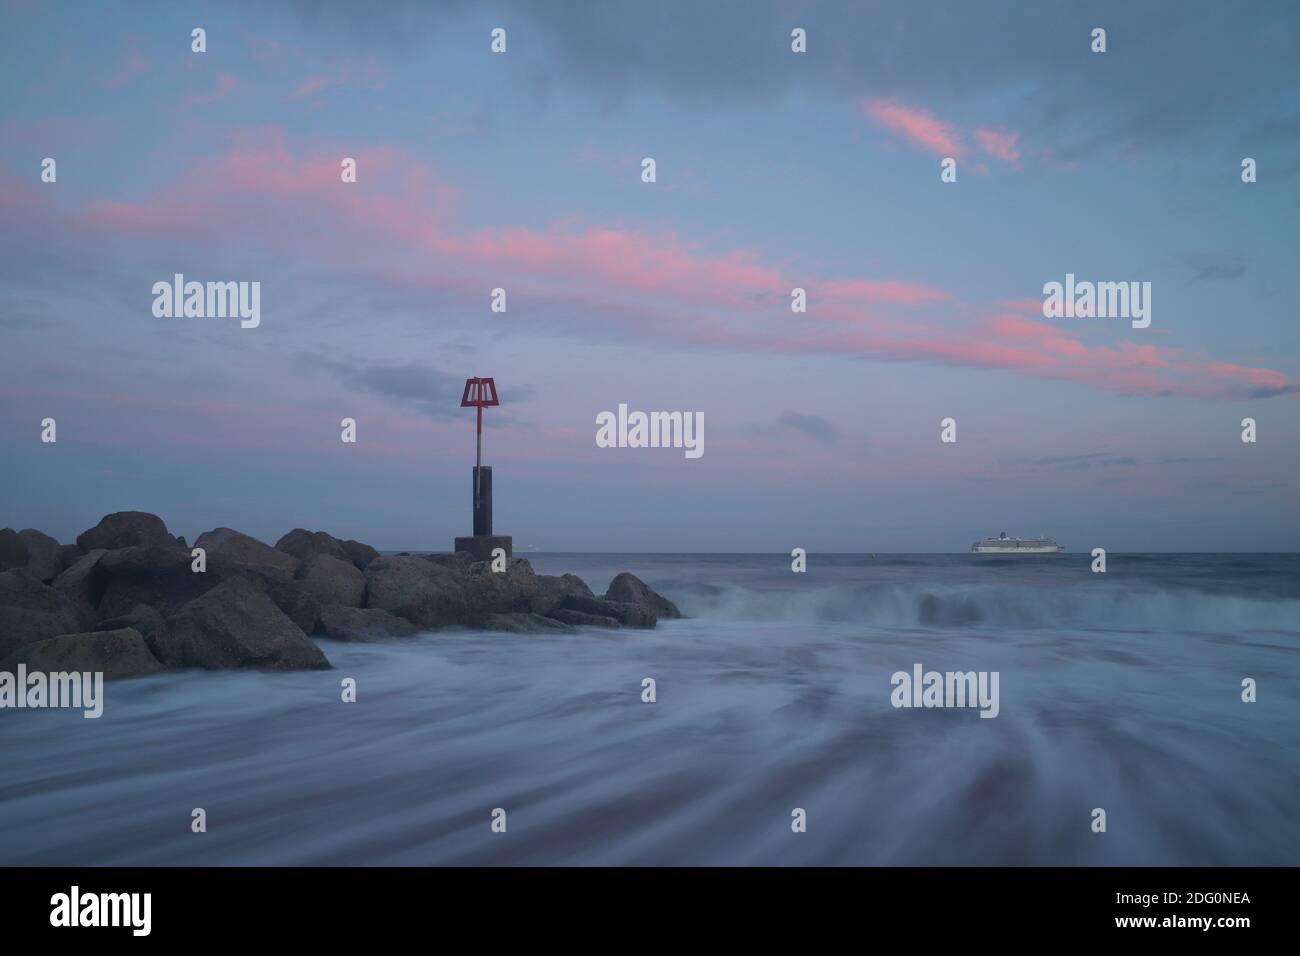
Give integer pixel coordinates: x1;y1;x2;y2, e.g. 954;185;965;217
2;0;1298;551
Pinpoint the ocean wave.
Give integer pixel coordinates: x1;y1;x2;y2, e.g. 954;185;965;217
672;581;1300;633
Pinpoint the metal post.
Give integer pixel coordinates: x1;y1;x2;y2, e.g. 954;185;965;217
475;404;483;510
460;375;500;540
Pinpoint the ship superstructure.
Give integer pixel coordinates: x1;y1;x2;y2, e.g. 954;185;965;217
971;532;1064;553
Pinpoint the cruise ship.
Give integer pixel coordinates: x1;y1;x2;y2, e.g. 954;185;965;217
971;532;1064;553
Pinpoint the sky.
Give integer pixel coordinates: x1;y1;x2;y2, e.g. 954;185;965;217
1;0;1298;552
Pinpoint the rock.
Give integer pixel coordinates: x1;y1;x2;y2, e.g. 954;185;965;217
533;573;595;615
148;577;329;671
423;551;474;572
341;539;380;571
97;546;210;619
194;528;299;572
605;572;684;619
295;554;365;608
195;561;312;635
59;544;82;570
548;607;622;629
275;528;349;564
364;555;467;629
259;576;322;635
462;557;540;625
76;512;179;552
560;594;657;629
317;604;420;642
94;603;164;638
0;529;29;572
52;549;109;609
0;570;93;660
18;529;64;583
0;627;165;679
482;612;576;634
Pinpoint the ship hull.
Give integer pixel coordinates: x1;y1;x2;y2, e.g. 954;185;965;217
971;545;1064;553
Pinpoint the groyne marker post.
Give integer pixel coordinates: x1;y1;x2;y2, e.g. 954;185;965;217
460;377;500;535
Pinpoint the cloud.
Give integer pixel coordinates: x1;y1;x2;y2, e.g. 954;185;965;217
1178;253;1247;282
302;356;465;419
864;99;965;157
864;99;1023;167
301;354;535;420
289;62;387;100
776;412;841;443
259;0;1300;166
290;74;331;99
973;128;1021;164
189;73;237;106
54;130;1297;402
819;278;949;305
1015;453;1139;471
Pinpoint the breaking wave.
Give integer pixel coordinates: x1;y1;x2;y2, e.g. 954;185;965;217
673;581;1300;633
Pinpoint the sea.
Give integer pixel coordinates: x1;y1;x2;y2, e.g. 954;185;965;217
2;552;1297;865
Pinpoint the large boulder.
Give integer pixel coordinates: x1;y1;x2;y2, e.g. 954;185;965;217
0;529;29;572
59;544;82;570
194;528;299;573
76;512;179;552
275;528;349;564
560;594;657;629
605;572;684;619
18;529;64;583
93;603;164;638
148;577;329;671
462;557;541;625
295;554;365;608
341;539;380;571
98;546;316;628
0;570;93;659
364;555;466;629
258;576;322;635
423;551;475;572
0;627;165;679
52;549;109;609
184;556;316;636
317;604;420;642
96;546;211;620
482;612;576;634
533;573;595;615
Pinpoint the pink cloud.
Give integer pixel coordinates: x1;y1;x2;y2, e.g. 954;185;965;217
974;128;1021;164
188;72;237;106
247;35;284;64
865;99;1024;169
819;278;949;305
289;61;386;101
0;167;45;210
864;99;965;157
290;74;330;99
70;130;1293;402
